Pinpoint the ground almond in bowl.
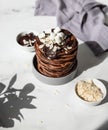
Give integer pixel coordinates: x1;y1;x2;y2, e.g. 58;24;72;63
75;80;103;102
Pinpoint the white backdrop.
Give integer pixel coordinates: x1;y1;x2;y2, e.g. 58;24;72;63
0;0;108;130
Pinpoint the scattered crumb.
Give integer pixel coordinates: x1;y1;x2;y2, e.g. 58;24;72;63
24;64;29;69
54;89;60;95
64;104;71;109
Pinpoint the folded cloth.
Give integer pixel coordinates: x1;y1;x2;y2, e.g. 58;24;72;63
34;0;108;56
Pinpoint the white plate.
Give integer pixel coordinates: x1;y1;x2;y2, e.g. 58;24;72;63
32;55;78;85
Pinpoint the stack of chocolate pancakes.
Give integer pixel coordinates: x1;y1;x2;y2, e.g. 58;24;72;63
35;27;78;78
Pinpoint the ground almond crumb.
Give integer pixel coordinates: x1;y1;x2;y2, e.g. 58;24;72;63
76;80;103;102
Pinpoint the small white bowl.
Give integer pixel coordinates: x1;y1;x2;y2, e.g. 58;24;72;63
74;78;107;106
32;55;78;85
16;31;37;52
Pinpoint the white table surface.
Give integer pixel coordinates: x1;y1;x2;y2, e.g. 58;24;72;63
0;0;108;130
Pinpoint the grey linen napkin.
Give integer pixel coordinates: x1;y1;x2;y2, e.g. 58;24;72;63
34;0;108;56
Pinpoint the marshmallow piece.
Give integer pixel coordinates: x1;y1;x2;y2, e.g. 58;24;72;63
61;42;65;45
57;32;65;38
50;32;56;40
55;35;62;44
38;32;45;39
29;40;32;46
23;39;29;45
53;46;58;52
39;44;44;49
31;39;36;43
67;46;72;49
54;27;61;34
40;39;46;43
49;44;53;49
46;43;50;47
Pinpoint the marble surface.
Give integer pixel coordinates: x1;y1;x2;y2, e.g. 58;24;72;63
0;0;108;130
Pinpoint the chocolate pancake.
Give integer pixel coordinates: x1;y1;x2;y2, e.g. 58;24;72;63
35;27;78;77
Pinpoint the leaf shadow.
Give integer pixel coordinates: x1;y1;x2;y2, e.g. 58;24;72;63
0;74;36;128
